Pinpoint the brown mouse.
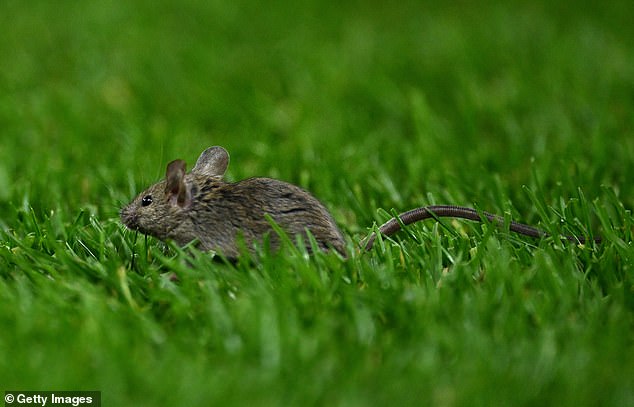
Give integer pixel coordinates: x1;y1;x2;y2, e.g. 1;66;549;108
120;146;600;259
120;146;346;259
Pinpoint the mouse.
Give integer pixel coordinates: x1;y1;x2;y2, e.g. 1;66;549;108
120;146;601;259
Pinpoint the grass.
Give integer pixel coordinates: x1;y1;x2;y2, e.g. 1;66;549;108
1;0;633;405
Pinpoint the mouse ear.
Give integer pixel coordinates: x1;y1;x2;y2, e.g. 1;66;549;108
165;159;190;207
192;146;229;177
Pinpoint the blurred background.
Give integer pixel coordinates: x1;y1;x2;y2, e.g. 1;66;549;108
1;0;632;231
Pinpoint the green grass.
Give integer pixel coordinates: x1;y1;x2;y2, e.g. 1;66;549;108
1;0;633;405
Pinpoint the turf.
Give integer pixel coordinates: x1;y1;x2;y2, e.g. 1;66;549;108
1;1;633;406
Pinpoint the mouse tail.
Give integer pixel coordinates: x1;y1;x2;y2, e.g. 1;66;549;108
362;205;600;251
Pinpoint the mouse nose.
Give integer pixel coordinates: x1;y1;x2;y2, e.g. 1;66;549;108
120;206;139;230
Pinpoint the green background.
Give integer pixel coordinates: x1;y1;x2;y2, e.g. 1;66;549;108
1;1;633;406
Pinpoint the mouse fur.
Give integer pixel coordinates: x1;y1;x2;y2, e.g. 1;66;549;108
120;146;346;259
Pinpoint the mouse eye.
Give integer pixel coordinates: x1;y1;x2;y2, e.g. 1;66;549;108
141;195;153;207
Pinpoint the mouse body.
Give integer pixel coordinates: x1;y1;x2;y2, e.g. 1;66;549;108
120;146;346;258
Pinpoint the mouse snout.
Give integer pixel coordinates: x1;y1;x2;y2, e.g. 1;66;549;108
120;206;139;230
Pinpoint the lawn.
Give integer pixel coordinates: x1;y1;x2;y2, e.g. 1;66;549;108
1;0;633;406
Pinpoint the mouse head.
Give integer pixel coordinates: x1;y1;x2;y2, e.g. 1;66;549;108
120;146;230;241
